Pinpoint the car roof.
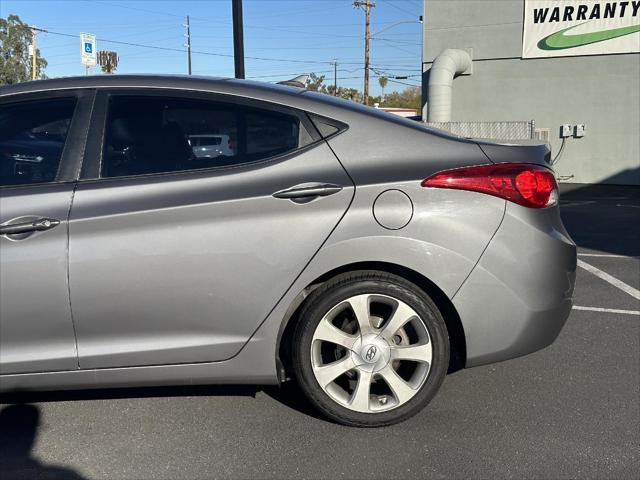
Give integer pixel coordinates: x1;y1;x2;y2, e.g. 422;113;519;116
0;74;377;120
0;74;352;121
0;74;306;100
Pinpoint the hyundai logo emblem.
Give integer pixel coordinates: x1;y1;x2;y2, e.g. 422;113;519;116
365;345;378;362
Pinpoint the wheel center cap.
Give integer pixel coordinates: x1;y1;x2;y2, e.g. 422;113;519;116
362;344;379;363
351;335;391;372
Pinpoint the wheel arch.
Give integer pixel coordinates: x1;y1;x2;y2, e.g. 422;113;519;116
276;261;467;381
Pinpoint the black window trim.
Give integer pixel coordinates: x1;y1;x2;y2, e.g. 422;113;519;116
0;89;96;190
307;112;349;141
80;88;325;182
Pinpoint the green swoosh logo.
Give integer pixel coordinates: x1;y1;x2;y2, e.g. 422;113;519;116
538;22;640;50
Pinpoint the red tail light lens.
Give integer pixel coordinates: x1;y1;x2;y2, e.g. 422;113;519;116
421;163;558;208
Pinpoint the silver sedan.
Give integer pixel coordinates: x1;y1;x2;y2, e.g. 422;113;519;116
0;76;576;426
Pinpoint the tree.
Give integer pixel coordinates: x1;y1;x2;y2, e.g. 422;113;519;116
307;72;362;102
338;87;362;102
306;72;325;91
98;51;119;74
382;86;421;110
0;14;47;85
378;76;388;100
308;72;390;105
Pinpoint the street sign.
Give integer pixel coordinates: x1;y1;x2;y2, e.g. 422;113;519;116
80;32;97;66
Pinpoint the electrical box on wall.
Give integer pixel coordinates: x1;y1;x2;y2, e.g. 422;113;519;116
560;124;573;138
574;124;586;138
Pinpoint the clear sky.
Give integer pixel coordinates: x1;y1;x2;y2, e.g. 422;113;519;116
1;0;424;94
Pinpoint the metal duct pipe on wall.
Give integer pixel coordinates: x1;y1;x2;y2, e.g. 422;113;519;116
427;49;472;123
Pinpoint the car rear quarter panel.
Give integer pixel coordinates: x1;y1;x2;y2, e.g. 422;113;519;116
306;110;508;298
309;185;506;298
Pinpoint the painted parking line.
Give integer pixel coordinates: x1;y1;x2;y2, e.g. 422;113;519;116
577;259;640;301
573;306;640;316
560;201;597;207
578;253;639;259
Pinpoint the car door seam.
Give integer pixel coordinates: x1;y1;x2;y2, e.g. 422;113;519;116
220;138;357;360
66;182;81;369
64;91;96;370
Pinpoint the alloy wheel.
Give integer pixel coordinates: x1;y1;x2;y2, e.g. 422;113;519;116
310;293;433;413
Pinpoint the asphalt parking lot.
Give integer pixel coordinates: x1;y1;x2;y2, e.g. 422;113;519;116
1;184;638;480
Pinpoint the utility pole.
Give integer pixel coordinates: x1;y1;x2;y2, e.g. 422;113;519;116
354;1;375;105
31;29;37;80
232;0;245;79
332;59;338;96
364;1;371;105
185;16;192;75
29;26;47;80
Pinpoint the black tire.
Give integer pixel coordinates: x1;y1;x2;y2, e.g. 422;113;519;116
292;270;449;427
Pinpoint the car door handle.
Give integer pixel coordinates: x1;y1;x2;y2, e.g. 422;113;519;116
0;218;61;236
272;183;343;200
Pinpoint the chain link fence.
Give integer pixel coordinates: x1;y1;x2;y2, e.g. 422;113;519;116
424;121;538;141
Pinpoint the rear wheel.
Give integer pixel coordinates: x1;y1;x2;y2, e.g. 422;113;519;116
292;271;449;427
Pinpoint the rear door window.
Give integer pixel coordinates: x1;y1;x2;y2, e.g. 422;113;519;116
101;95;310;178
0;97;77;186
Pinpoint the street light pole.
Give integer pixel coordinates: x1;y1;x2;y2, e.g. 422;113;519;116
232;0;245;79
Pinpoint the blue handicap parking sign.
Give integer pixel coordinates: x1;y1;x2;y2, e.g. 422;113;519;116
84;42;93;53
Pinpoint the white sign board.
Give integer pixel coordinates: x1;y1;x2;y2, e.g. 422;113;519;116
80;32;97;66
522;0;640;58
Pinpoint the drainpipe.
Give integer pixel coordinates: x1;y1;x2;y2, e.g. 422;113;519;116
427;49;472;122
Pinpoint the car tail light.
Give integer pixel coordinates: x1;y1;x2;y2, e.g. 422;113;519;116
421;163;558;208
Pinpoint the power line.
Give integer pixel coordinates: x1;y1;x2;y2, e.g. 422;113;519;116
374;38;422;45
92;0;186;18
386;77;420;87
250;20;420;28
96;0;342;23
379;0;419;17
237;3;341;20
36;21;178;28
40;29;336;65
374;39;419;56
246;69;335;79
40;27;424;69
